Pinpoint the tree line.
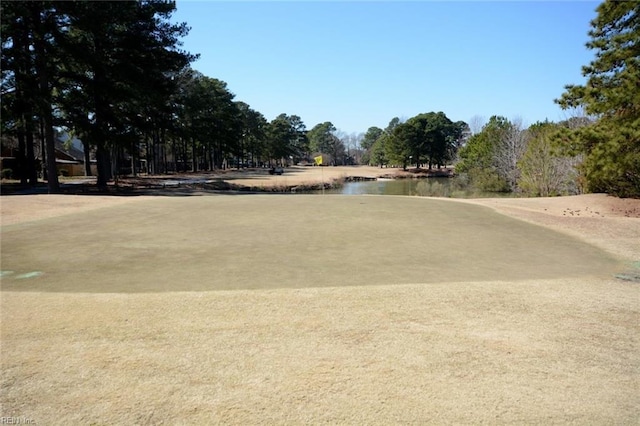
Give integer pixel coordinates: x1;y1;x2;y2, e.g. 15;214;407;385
466;1;638;198
453;116;588;196
2;0;637;197
0;1;360;192
361;1;639;198
2;1;192;191
359;114;469;171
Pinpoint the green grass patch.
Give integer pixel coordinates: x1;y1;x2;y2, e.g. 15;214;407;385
1;195;622;293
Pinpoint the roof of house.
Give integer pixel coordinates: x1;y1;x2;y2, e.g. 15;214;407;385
54;138;85;163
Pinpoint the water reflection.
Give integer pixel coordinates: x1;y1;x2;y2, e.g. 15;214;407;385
323;177;512;198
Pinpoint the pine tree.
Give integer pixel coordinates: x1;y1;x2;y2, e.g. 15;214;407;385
556;1;640;197
2;2;61;191
57;1;193;188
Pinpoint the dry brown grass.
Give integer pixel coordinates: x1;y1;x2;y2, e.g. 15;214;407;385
219;165;390;188
1;183;639;424
2;277;638;424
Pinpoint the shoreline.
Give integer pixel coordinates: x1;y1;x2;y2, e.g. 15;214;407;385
0;165;455;195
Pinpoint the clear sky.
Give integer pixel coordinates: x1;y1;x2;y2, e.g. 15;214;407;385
171;1;600;134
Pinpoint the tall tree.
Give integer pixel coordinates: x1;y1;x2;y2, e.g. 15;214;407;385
265;114;303;165
307;121;346;164
235;101;267;167
287;115;308;162
360;126;382;165
386;122;414;169
494;117;527;191
518;121;583;196
57;0;193;188
307;121;337;155
453;121;471;158
386;112;461;170
1;2;33;185
555;1;640;197
31;2;60;192
455;116;515;192
1;2;60;191
339;131;362;165
370;117;400;167
179;71;239;170
361;127;383;151
468;115;486;135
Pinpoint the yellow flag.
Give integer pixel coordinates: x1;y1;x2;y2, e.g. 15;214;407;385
314;155;323;165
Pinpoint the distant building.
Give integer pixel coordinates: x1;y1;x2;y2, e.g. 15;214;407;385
0;131;96;178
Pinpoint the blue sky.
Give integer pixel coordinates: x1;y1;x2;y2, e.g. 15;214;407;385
171;1;600;134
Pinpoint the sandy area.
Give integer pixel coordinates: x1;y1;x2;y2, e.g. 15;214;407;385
221;165;392;186
1;168;639;424
452;194;640;261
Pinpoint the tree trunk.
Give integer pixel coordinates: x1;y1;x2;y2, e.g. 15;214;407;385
25;127;38;185
161;127;168;174
131;139;137;177
40;120;47;181
146;135;153;175
91;32;112;189
43;119;59;193
31;6;59;193
93;101;111;189
171;138;177;173
83;140;92;176
17;125;27;185
112;145;119;187
152;129;158;175
95;140;111;190
14;12;29;185
191;138;197;172
182;137;188;172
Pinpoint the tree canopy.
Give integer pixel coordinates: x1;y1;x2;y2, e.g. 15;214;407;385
384;112;463;170
1;0;195;190
555;0;640;197
3;0;635;199
456;116;513;192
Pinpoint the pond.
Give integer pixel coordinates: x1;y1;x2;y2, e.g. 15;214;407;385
321;177;513;198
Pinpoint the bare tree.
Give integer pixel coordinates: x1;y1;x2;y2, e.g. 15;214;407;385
518;125;585;196
494;117;527;192
346;132;363;164
335;130;363;165
468;115;486;135
559;106;596;129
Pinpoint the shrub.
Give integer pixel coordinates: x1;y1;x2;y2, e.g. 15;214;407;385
415;180;447;197
1;169;13;179
469;168;510;192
